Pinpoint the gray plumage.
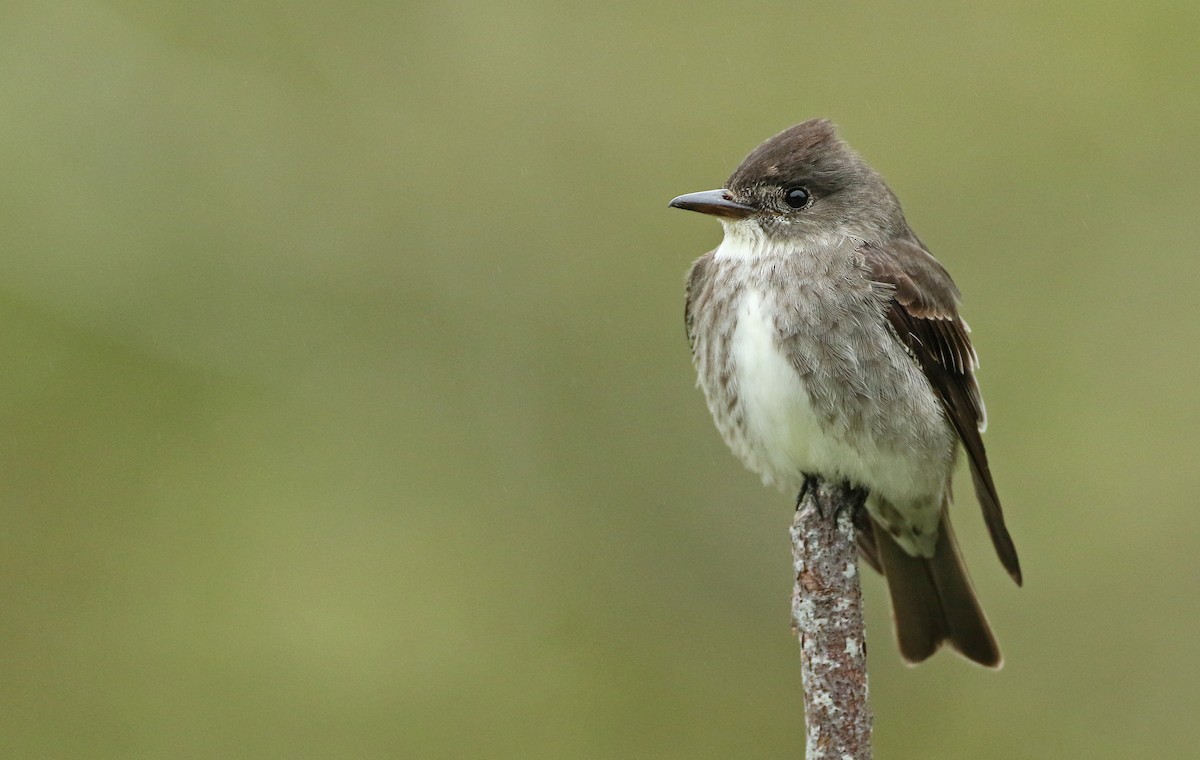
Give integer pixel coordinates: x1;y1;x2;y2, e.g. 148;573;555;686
673;119;1020;667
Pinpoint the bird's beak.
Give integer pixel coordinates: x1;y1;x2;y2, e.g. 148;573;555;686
668;189;755;219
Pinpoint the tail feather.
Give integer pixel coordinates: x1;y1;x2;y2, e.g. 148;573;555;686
854;508;883;575
873;510;1001;668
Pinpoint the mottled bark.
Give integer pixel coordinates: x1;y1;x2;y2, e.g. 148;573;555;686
791;478;873;759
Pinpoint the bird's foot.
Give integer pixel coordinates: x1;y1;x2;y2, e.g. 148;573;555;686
796;474;820;511
797;475;868;525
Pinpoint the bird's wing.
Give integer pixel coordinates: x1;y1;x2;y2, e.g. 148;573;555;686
862;237;1022;585
684;251;715;350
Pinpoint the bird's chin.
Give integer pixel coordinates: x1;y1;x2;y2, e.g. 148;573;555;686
714;219;772;260
719;216;764;236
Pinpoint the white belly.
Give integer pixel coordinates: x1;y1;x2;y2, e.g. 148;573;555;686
725;290;944;518
727;290;826;487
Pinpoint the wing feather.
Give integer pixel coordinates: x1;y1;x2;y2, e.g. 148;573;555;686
862;238;1021;585
684;252;714;351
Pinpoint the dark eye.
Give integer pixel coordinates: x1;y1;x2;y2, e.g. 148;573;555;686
783;186;811;209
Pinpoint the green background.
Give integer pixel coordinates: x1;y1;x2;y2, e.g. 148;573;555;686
3;1;1197;757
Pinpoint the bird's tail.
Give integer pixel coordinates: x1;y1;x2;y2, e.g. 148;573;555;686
872;505;1002;668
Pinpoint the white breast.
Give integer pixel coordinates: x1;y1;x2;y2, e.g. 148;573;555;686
727;290;945;525
728;289;827;490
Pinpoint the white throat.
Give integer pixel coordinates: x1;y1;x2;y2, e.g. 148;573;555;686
714;220;853;261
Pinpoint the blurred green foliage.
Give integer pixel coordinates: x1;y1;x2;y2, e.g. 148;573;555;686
1;1;1198;757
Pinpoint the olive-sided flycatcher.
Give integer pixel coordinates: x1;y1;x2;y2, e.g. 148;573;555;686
670;119;1020;667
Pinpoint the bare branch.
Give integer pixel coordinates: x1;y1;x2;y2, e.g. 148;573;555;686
791;478;873;759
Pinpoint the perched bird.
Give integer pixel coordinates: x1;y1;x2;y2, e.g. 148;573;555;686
670;119;1020;667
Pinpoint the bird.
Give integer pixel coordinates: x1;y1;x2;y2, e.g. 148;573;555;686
670;119;1020;667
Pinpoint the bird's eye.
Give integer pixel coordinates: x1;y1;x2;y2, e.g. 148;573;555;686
783;187;811;209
